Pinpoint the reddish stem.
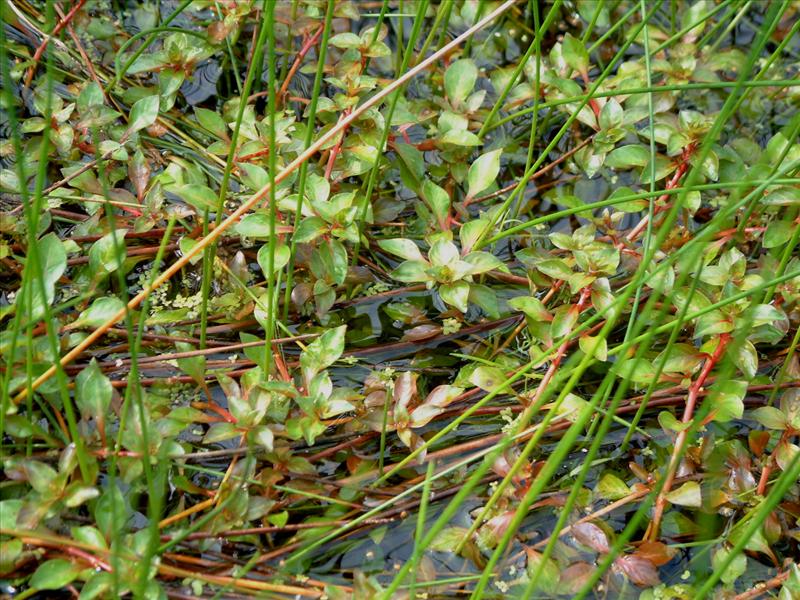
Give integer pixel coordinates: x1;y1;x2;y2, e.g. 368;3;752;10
324;109;351;180
647;333;731;541
624;144;696;244
756;429;792;496
277;25;324;106
24;0;87;87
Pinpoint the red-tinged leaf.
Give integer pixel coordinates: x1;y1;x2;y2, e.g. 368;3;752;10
558;562;595;595
749;430;771;456
635;541;675;567
492;454;513;478
400;323;441;342
479;511;515;548
409;404;443;428
128;150;150;202
613;554;661;587
424;385;463;408
665;481;702;507
572;521;610;554
393;372;417;411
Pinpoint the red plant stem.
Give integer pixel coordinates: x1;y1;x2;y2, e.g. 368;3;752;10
55;3;106;99
24;0;87;87
625;144;696;244
733;568;792;600
277;25;324;105
647;332;731;541
324;109;352;179
756;429;791;496
581;72;601;117
526;287;592;407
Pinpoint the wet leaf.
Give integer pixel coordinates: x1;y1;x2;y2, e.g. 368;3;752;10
74;297;126;329
300;325;346;384
613;554;660;587
30;558;81;590
257;242;291;275
439;280;470;312
562;33;589;75
665;481;702;507
466;149;502;199
469;365;505;393
75;359;112;421
127;95;160;134
444;59;477;108
572;521;610;553
596;472;630;500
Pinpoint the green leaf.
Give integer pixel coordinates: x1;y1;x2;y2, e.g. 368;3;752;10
257;242;290;275
30;558;81;590
38;233;67;306
466;149;502;199
309;239;348;285
463;251;505;274
329;32;362;48
294;216;327;243
127;95;160;134
561;33;589;74
391;260;432;283
595;473;630;500
203;422;240;443
78;572;114;600
709;380;746;423
599;98;623;130
665;481;702;507
235;213;272;238
74;296;126;329
76;359;112;420
775;442;800;472
175;342;206;386
301;325;346;384
731;339;758;379
63;484;100;508
550;305;579;339
579;334;607;361
430;526;471;552
88;229;127;274
459;218;490;254
195;107;228;138
251;426;274;451
444;59;478;108
378;238;425;262
421;179;451;228
429;240;459;267
536;258;573;280
658;411;691;432
763;220;793;248
394;142;425;184
751;406;787;430
439;281;470;312
238;163;268;191
509;296;551;321
605;145;650;169
762;187;800;205
469;365;505;392
712;546;747;586
174;184;218;211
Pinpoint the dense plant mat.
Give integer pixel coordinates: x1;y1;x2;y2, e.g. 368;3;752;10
1;0;800;597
